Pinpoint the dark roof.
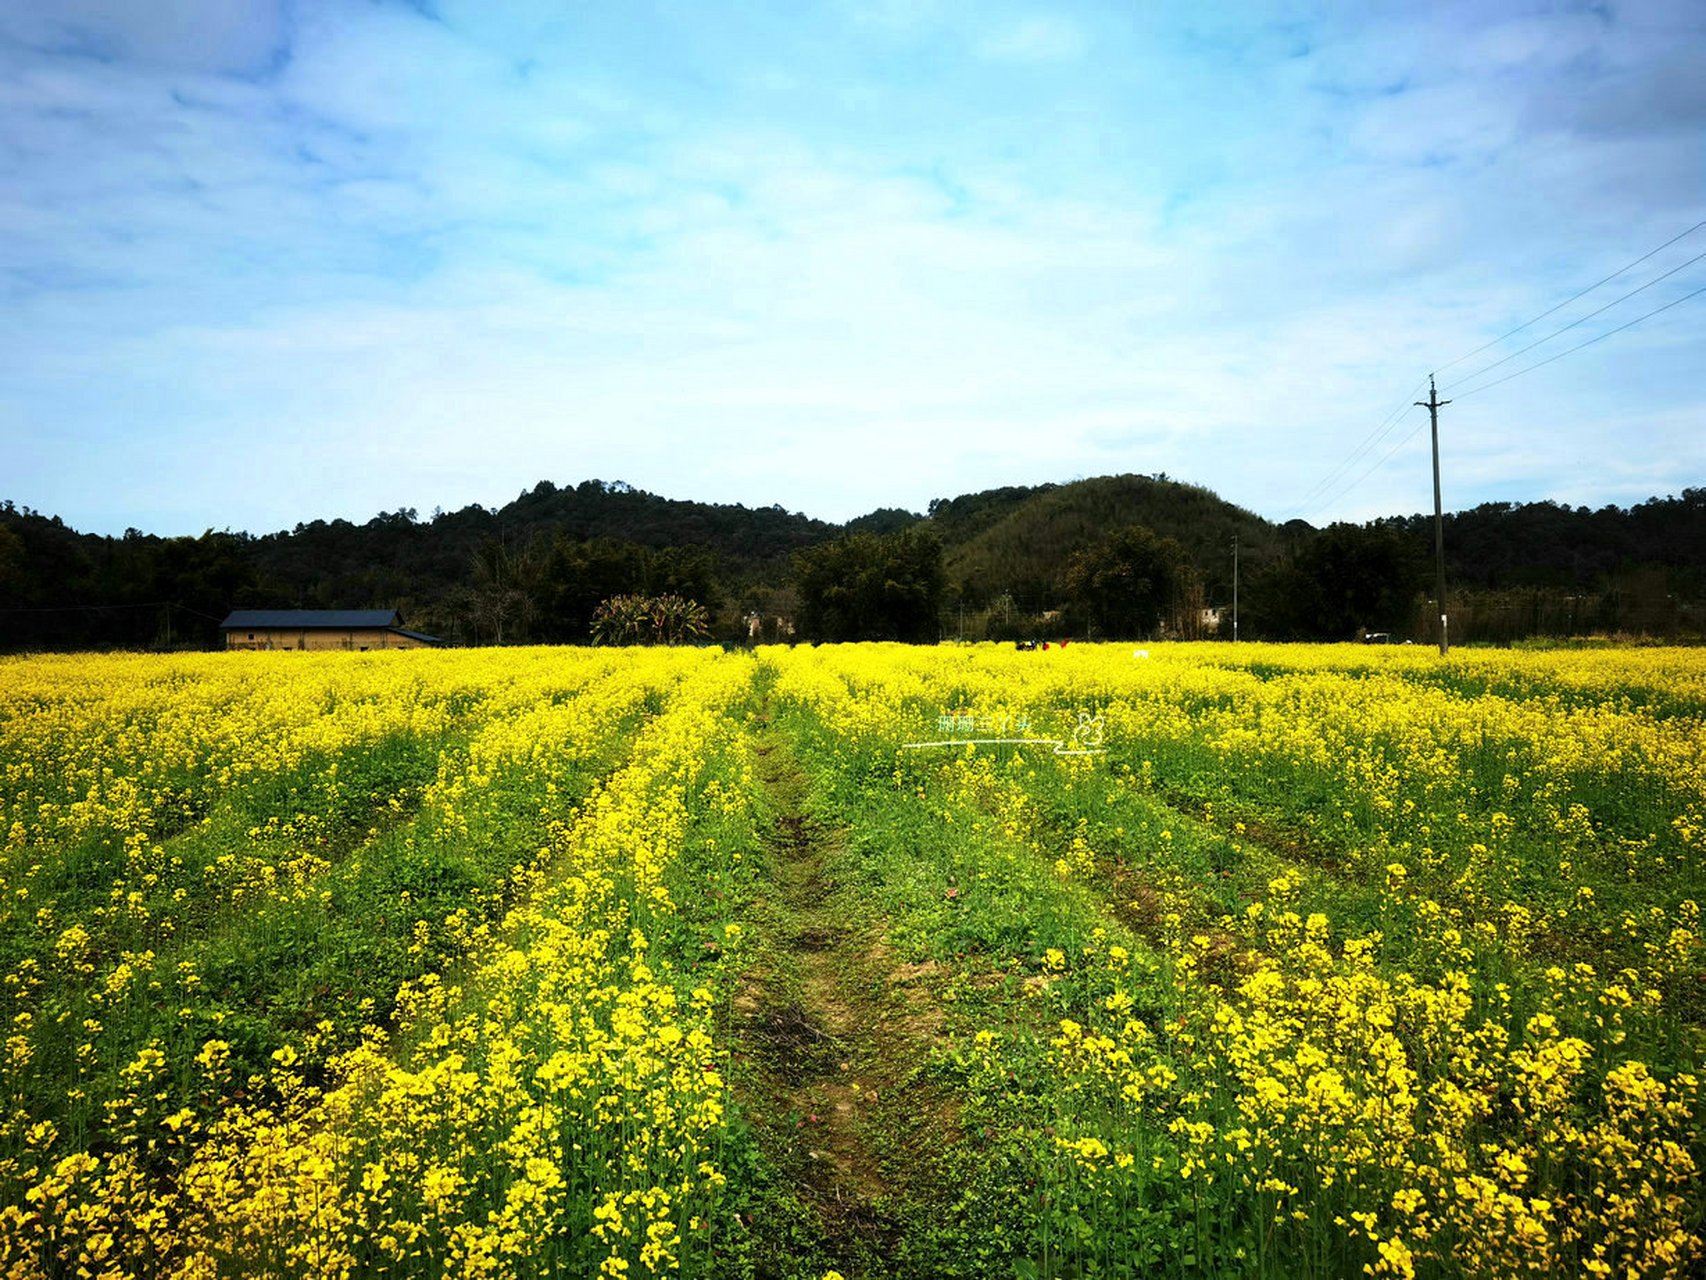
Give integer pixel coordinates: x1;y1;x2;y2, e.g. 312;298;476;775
221;610;402;630
393;628;446;647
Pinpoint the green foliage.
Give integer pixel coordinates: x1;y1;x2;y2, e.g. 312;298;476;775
941;475;1271;613
0;524;27;596
1247;522;1425;640
845;506;925;536
589;593;712;645
0;692;650;1179
757;646;1706;1278
533;536;648;641
1063;524;1201;639
793;526;946;642
4;481;1705;651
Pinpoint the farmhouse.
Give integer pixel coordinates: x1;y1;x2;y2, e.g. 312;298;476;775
219;609;443;652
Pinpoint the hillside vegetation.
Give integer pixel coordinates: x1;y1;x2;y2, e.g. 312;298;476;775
1;477;1702;648
938;474;1275;611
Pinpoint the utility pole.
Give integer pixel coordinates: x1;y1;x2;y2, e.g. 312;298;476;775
1232;535;1239;642
1416;374;1451;655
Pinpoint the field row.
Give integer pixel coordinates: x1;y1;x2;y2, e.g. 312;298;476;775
0;643;1700;1278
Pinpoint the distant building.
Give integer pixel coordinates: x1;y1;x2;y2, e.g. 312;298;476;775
219;610;443;651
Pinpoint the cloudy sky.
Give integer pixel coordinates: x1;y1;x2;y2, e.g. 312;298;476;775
2;0;1702;537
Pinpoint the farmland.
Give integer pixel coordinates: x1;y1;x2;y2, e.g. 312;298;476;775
0;643;1700;1278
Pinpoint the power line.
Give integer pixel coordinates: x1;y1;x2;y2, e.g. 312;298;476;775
1308;416;1430;520
1441;246;1706;392
0;601;225;621
1314;280;1703;507
1294;376;1426;509
1283;375;1429;521
1451;282;1706;402
1290;218;1706;522
1433;217;1706;377
0;600;177;614
1316;269;1705;528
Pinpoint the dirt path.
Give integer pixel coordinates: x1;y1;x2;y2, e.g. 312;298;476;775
731;716;958;1279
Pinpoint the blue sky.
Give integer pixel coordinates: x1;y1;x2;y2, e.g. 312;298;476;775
2;0;1702;537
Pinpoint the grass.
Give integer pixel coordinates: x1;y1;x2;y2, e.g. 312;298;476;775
2;642;1701;1279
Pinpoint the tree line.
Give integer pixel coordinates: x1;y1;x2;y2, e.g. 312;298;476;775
2;480;1702;650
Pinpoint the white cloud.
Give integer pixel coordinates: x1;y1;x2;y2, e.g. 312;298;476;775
1;0;1702;536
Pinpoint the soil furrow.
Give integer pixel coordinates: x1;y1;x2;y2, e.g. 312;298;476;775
729;715;957;1279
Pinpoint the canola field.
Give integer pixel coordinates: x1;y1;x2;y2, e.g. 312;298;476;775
0;643;1700;1279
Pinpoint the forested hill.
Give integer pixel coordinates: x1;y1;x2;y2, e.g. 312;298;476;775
247;479;834;607
933;474;1275;611
1;476;1703;649
0;479;835;649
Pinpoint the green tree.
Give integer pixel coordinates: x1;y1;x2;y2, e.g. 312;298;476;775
0;525;25;597
793;526;944;642
1063;524;1199;639
535;537;648;642
1248;523;1425;640
147;531;260;647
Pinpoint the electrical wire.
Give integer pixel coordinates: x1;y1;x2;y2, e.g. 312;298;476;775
1308;277;1704;509
1441;246;1706;392
1310;276;1705;514
1451;282;1706;402
1433;217;1706;377
0;600;177;614
1301;415;1431;523
0;601;225;621
1289;218;1706;522
1282;375;1428;521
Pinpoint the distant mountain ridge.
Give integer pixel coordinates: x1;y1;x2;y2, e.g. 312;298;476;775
2;476;1702;648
